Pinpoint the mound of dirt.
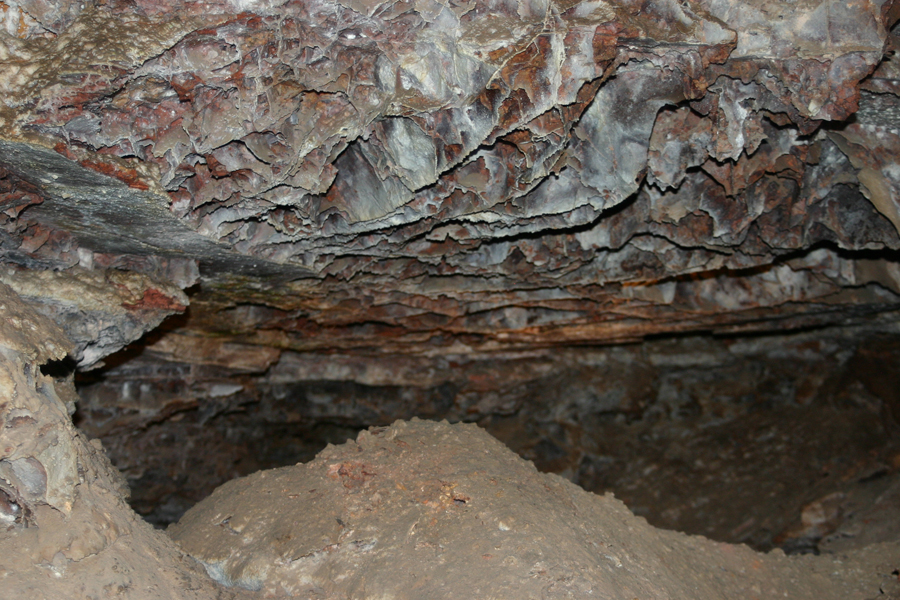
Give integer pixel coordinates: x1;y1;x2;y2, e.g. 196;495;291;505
169;419;899;599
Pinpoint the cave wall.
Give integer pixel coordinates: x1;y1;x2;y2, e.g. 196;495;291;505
2;0;900;596
0;0;898;353
74;320;900;551
0;282;228;599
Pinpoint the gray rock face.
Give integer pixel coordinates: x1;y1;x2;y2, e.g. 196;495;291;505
0;265;188;368
0;0;897;357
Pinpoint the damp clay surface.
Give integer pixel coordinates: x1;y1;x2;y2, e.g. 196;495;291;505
169;419;900;600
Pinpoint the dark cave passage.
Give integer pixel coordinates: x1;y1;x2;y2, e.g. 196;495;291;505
73;322;900;556
4;0;900;597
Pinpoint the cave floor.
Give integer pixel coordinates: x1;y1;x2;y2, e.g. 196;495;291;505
74;331;900;560
481;346;900;557
534;400;900;555
165;420;900;600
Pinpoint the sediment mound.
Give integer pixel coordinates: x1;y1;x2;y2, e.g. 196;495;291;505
169;418;896;599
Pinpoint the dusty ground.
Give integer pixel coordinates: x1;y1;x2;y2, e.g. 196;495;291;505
507;400;900;555
483;332;900;555
169;419;900;600
75;325;900;555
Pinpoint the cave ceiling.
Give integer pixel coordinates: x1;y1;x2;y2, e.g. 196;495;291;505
0;0;899;367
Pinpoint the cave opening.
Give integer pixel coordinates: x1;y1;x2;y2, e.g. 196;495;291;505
70;312;900;558
4;0;900;596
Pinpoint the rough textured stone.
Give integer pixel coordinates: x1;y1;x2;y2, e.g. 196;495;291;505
0;282;230;600
0;0;897;355
0;264;188;368
0;279;70;363
1;0;900;597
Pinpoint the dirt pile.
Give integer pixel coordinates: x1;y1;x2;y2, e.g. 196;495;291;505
169;419;900;600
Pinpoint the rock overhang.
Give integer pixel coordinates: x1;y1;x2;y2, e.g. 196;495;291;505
1;1;900;595
0;1;895;344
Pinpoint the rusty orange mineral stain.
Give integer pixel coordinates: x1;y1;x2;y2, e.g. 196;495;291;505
54;143;150;190
80;160;150;191
122;288;186;311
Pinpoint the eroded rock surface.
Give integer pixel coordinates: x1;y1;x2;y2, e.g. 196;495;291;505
0;282;230;600
169;418;900;599
1;0;900;596
0;0;897;353
0;265;189;368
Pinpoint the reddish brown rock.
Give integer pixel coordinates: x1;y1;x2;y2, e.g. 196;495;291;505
0;0;896;356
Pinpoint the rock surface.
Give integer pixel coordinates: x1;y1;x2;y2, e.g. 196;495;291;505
0;282;229;600
169;418;900;600
0;0;898;353
1;264;188;368
1;0;900;596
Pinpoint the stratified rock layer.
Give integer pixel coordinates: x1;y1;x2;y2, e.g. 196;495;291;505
0;0;898;355
169;418;899;600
